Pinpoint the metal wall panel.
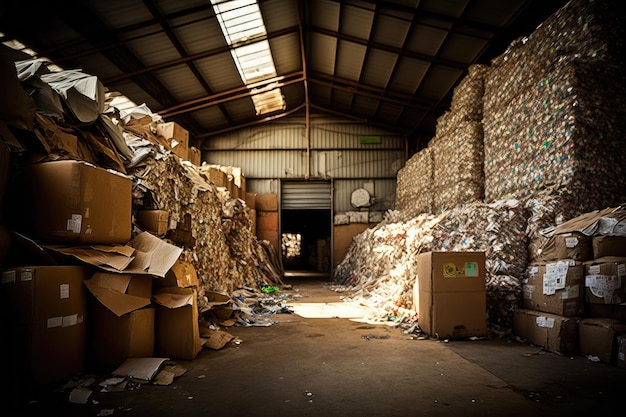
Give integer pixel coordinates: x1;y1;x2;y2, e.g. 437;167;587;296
281;181;331;210
204;150;307;178
333;179;397;212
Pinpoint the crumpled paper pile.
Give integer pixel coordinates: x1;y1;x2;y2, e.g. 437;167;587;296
333;199;530;336
124;133;283;314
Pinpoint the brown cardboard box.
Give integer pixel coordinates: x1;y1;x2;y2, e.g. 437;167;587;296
188;146;201;166
588;304;626;322
7;160;132;244
584;258;626;304
257;230;279;253
523;261;584;316
205;167;228;187
256;211;278;232
513;308;579;355
534;233;592;262
153;287;202;360
84;272;154;368
154;259;199;289
592;236;626;258
333;223;372;269
256;193;278;211
136;210;169;236
578;318;626;364
1;266;88;384
156;121;189;160
416;251;487;339
245;192;257;209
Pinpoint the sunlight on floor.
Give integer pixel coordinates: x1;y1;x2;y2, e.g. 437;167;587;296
288;301;372;319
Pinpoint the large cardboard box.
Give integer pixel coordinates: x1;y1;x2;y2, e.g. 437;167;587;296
153;287;202;360
523;261;584;316
136;210;169;236
592;236;626;258
256;211;278;232
578;318;626;364
584;258;626;304
416;251;487;339
154;259;199;289
204;167;228;187
84;273;154;368
1;266;88;384
533;233;592;262
7;160;132;244
188;146;201;166
256;193;278;212
513;308;579;355
156;121;189;160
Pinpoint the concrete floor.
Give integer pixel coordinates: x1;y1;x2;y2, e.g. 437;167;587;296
3;277;625;417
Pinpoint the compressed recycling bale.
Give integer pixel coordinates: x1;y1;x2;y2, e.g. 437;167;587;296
430;121;484;213
395;147;433;217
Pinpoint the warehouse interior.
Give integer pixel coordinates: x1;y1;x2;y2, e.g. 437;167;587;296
1;0;626;416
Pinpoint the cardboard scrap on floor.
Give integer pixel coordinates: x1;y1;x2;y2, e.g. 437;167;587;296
112;357;169;383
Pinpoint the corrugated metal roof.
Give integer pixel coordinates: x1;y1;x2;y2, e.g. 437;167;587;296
0;0;573;153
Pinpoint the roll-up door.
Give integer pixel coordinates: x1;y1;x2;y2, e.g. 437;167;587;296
281;181;331;210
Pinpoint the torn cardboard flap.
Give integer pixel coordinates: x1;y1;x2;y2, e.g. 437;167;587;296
45;232;182;278
152;287;195;309
127;232;183;277
84;273;152;317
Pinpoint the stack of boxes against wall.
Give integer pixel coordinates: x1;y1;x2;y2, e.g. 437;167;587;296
0;55;282;385
518;209;626;367
389;0;626;366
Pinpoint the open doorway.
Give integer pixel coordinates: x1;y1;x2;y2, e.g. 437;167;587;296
280;181;332;276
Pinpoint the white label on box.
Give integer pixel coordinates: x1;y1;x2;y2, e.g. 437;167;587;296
561;284;580;299
536;316;555;328
20;269;33;282
543;272;557;295
545;261;568;291
585;275;621;298
588;265;601;275
1;270;16;284
618;264;625;277
565;236;579;248
47;316;63;328
59;283;70;299
67;214;82;233
63;314;78;327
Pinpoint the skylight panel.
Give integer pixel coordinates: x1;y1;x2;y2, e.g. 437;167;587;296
210;0;285;116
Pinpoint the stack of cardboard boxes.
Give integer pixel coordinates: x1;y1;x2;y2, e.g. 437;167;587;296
517;227;626;368
1;159;203;384
255;193;279;253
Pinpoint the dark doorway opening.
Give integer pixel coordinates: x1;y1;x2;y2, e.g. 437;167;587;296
281;209;331;273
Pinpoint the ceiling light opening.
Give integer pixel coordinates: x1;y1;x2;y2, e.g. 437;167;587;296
210;0;285;116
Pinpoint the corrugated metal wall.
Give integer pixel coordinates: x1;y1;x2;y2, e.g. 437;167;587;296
202;114;406;212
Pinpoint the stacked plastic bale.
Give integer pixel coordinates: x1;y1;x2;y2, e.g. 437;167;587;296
430;64;489;213
395;148;433;218
483;0;626;222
